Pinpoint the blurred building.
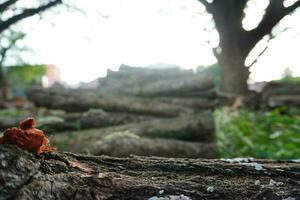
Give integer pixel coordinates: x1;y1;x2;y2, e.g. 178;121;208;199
42;64;61;88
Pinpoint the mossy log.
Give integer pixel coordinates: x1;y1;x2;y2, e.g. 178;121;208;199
1;145;299;200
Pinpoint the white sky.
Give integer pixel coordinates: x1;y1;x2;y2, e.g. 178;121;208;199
17;0;300;85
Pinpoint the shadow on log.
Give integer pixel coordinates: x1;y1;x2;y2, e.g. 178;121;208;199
0;145;299;200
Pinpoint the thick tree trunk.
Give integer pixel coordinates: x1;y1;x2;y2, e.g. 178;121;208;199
218;53;250;95
1;145;299;200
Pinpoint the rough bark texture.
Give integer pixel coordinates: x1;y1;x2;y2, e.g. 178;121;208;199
0;145;299;200
218;54;249;95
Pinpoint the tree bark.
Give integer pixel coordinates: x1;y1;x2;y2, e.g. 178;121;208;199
217;52;250;95
0;145;299;200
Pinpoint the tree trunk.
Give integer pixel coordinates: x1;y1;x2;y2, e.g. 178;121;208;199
1;145;299;200
218;52;250;95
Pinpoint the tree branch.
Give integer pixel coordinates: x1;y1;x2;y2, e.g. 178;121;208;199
246;0;300;51
247;27;291;68
197;0;212;12
0;0;62;33
284;0;300;14
247;35;272;68
0;31;25;65
0;0;18;13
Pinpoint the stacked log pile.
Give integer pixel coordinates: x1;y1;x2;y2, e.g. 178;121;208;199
261;82;300;108
25;65;217;158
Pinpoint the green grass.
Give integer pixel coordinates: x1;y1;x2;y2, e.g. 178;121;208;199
215;107;300;159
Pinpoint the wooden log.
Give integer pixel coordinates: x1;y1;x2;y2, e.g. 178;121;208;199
135;76;215;98
59;135;216;158
52;112;214;146
265;94;300;108
80;109;156;129
1;145;299;200
52;112;214;158
262;82;300;108
154;97;217;110
27;87;192;117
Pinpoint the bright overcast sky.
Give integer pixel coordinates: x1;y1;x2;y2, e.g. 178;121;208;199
18;0;300;85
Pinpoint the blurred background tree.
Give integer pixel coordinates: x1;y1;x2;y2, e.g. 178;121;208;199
0;29;26;98
198;0;300;95
0;0;62;99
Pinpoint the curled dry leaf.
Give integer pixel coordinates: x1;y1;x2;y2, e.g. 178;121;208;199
0;117;55;154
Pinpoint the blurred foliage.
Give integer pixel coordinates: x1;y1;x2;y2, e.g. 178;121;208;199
197;63;221;86
278;76;300;84
0;108;24;117
6;64;46;97
215;107;300;159
0;29;27;66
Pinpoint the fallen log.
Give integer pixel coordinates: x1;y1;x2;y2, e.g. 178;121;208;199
27;87;192;117
52;112;214;157
265;94;300;108
80;109;155;129
52;111;214;144
261;82;300;108
134;76;215;98
154;97;217;110
262;82;300;96
53;131;215;158
1;145;299;200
